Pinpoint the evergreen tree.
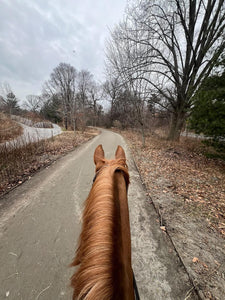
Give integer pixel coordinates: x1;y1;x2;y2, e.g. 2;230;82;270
5;92;20;115
189;70;225;140
40;95;62;123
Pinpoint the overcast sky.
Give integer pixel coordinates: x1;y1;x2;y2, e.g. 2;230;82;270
0;0;127;103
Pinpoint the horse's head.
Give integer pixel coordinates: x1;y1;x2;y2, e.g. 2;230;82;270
94;144;127;172
93;144;129;187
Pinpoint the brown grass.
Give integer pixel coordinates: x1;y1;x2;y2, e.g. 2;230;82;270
0;129;99;196
122;129;225;236
0;113;23;143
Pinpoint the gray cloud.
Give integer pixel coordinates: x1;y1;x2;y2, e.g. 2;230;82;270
0;0;127;103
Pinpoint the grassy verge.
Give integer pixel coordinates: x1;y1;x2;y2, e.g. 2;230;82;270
0;128;99;196
0;113;23;143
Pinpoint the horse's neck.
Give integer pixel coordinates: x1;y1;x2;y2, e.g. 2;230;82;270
71;167;134;300
113;171;134;300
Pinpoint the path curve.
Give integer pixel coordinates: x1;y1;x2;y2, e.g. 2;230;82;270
1;123;62;148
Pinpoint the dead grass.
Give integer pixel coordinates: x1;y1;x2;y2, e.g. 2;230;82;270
0;113;23;143
122;129;225;236
0;128;99;196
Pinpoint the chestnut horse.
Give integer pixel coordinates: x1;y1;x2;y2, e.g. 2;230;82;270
71;145;135;300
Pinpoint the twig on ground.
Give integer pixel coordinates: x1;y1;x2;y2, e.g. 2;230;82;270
184;286;195;300
35;284;51;300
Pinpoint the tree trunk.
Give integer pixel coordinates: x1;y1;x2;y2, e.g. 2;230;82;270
64;115;68;130
73;117;76;134
140;123;146;147
168;111;186;141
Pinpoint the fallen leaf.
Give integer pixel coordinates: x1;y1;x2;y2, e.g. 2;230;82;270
192;257;199;263
160;226;166;232
202;262;208;269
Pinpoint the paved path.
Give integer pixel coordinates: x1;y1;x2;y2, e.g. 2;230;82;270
0;129;197;299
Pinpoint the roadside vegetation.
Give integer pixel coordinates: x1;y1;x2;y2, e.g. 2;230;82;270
122;129;225;235
0;112;23;143
119;128;225;299
0;128;99;196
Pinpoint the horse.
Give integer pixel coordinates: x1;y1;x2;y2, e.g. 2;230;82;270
70;144;135;300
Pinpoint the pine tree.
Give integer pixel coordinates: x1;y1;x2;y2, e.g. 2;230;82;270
189;70;225;140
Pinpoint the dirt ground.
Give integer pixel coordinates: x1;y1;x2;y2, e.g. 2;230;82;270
121;129;225;300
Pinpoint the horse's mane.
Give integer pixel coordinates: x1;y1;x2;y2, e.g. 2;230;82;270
71;158;129;300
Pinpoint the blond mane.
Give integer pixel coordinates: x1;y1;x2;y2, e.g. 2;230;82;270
71;153;133;300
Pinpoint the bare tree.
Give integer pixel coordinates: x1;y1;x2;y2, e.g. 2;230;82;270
88;81;103;127
106;25;153;146
76;70;94;131
103;77;122;127
106;0;225;140
0;82;12;97
24;95;42;112
43;63;77;130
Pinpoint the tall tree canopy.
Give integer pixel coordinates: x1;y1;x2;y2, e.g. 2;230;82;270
42;63;103;130
106;0;225;140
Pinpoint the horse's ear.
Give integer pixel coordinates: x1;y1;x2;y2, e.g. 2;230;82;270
115;145;126;160
94;144;105;167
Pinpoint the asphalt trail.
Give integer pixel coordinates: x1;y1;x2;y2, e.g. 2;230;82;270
0;129;197;299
